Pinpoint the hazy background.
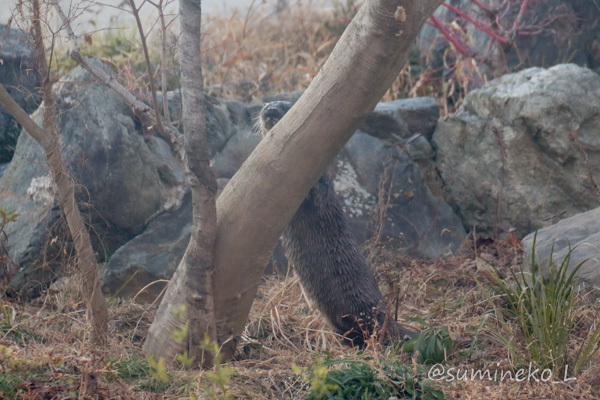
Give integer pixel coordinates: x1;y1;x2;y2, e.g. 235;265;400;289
0;0;312;31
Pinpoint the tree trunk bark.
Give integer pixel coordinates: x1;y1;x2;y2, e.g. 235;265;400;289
0;0;109;345
0;83;109;344
143;0;218;367
213;0;443;358
50;0;184;161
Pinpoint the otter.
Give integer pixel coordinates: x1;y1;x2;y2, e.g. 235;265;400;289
258;101;411;346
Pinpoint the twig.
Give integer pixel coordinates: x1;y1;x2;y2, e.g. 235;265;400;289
0;0;109;345
127;0;165;133
49;0;184;160
148;0;172;122
0;84;46;146
511;0;528;33
470;0;492;13
429;15;471;56
443;2;511;44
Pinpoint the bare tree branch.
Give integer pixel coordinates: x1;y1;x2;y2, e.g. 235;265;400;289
127;0;165;133
0;85;45;145
32;0;108;346
148;0;172;122
0;2;109;343
50;0;183;159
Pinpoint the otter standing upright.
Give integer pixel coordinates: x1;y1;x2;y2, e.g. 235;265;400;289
259;101;407;346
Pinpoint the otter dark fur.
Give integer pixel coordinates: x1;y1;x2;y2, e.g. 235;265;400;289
259;101;407;345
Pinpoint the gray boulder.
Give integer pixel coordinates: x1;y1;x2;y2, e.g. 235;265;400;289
431;64;600;237
156;90;254;158
0;60;170;297
522;207;600;287
213;96;456;256
336;131;465;258
102;96;464;300
211;128;261;179
0;24;42;162
205;96;255;157
365;97;440;140
102;191;192;302
0;163;8;179
212;96;440;179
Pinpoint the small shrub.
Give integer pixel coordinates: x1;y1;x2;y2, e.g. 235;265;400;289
0;303;41;344
53;28;145;75
138;377;171;393
106;357;151;381
198;335;236;400
301;355;445;400
0;373;23;399
486;234;600;374
146;356;170;383
401;322;454;365
139;354;172;393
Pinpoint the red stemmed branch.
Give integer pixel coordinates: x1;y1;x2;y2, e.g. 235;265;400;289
511;0;528;32
429;14;471;56
514;6;578;36
442;2;511;44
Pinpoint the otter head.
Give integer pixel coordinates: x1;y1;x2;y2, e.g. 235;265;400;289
258;101;294;135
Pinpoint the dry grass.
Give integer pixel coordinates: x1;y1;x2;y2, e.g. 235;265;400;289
199;1;459;110
200;2;341;102
58;0;456;113
198;0;470;112
1;237;599;399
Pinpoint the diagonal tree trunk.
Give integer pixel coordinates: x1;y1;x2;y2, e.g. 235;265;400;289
212;0;444;359
143;0;218;367
45;0;442;364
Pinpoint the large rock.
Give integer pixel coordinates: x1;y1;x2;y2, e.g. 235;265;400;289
0;163;8;179
364;97;440;140
522;207;600;287
0;24;42;163
156;90;254;158
205;96;255;157
336;131;465;258
211;128;261;179
0;60;172;297
431;64;600;237
101;191;192;302
212;96;440;179
102;96;465;300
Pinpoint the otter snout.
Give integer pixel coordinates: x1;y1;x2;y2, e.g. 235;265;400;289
259;101;294;133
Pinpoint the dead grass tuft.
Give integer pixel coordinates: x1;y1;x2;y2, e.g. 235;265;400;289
1;236;598;399
201;2;338;102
